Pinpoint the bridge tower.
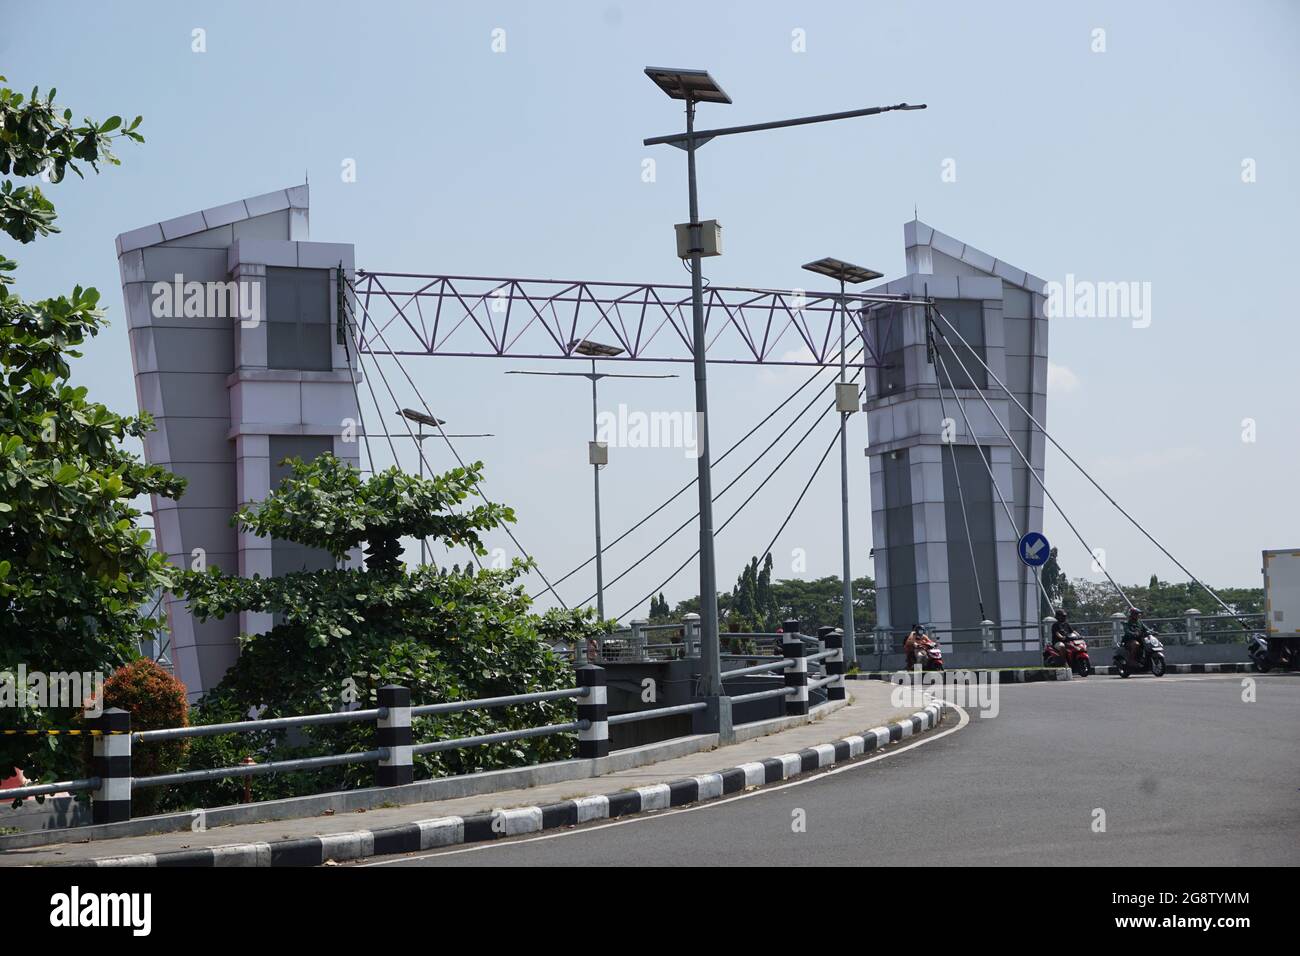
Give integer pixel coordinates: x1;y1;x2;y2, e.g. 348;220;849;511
116;185;360;697
862;221;1049;652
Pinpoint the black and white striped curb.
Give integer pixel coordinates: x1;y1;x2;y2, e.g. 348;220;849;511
1092;662;1253;676
852;668;1072;684
70;700;946;867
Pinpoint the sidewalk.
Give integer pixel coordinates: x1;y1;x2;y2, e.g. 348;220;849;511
1;682;941;866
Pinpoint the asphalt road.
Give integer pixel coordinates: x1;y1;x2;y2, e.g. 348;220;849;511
360;673;1300;867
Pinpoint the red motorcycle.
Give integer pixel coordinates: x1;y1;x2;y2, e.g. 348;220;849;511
906;632;945;671
1043;632;1092;676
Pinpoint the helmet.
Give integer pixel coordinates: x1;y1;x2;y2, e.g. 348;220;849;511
1054;609;1068;622
1128;607;1142;619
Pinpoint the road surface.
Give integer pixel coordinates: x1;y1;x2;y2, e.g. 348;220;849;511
359;673;1299;867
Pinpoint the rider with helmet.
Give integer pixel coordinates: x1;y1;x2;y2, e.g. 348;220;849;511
1123;607;1150;666
904;623;928;668
1050;608;1073;661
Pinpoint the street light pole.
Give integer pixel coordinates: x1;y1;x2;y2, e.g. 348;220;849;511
684;96;724;698
838;278;852;659
507;343;676;623
590;359;605;620
645;67;925;696
802;258;882;670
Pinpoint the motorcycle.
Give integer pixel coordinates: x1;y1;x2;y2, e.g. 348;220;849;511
907;633;945;672
1044;631;1092;676
1248;632;1299;672
1113;632;1166;678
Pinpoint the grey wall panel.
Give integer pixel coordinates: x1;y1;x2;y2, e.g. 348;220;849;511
133;326;235;374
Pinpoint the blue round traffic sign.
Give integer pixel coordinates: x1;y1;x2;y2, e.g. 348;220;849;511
1018;532;1050;568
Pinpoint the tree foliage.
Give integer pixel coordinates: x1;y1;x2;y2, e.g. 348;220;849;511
0;75;171;785
169;455;590;808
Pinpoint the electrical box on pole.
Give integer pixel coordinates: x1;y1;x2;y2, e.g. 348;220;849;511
675;220;722;258
835;382;859;413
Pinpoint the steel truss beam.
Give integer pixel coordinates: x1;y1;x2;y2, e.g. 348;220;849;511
352;270;929;368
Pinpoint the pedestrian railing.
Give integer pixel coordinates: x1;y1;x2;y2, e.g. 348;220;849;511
858;611;1263;662
1;621;851;825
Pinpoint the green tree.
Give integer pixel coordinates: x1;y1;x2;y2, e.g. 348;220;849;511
0;77;173;786
171;454;587;807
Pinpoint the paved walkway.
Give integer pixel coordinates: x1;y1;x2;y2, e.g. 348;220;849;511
1;683;916;866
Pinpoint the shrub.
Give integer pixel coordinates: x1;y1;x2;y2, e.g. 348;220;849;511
99;659;188;815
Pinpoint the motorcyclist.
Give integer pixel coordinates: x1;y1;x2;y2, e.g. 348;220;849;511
1123;608;1150;666
904;623;929;668
1050;608;1073;663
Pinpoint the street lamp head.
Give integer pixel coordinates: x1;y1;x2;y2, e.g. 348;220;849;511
570;338;625;358
400;408;445;428
801;257;883;285
643;66;731;105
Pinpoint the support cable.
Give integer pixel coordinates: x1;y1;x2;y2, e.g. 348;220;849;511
931;306;1252;628
342;294;491;574
592;394;840;609
930;312;1133;611
760;428;841;561
617;412;843;620
337;291;378;477
927;303;986;621
614;361;865;618
931;344;1055;637
351;292;563;602
530;343;863;600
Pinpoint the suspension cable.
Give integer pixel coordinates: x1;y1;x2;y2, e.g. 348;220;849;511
931;310;1134;611
931;343;1056;630
761;427;840;561
930;306;1251;627
927;303;986;621
617;411;844;620
595;391;841;610
613;360;865;618
531;345;862;599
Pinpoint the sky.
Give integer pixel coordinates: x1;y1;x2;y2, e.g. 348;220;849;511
3;0;1298;619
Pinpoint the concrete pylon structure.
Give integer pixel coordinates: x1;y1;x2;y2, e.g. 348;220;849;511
116;185;361;697
863;221;1048;652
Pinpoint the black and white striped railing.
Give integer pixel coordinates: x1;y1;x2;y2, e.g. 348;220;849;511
1;622;855;826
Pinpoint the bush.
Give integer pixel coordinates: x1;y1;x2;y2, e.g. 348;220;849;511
99;659;188;815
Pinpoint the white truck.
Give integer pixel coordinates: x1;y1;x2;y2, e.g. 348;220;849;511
1262;549;1300;662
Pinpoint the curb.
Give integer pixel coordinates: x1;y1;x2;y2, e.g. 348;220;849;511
67;700;947;867
1092;661;1253;676
851;667;1072;684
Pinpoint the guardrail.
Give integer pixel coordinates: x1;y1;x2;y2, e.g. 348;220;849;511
0;621;851;825
858;611;1262;657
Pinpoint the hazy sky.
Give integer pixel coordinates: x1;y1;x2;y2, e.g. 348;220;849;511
4;0;1297;619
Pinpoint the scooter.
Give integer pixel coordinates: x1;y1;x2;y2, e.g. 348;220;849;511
1044;632;1092;676
1113;632;1166;678
907;633;945;672
1248;632;1299;672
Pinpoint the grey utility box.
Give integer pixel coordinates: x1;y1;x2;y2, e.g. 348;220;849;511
675;220;722;258
589;441;609;466
835;381;860;413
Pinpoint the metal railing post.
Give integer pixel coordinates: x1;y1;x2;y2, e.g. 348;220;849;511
683;612;701;659
1185;608;1202;645
782;620;808;716
91;707;131;824
630;618;648;662
376;685;413;786
821;626;846;701
1040;616;1056;650
980;619;995;652
576;664;609;758
1110;612;1126;649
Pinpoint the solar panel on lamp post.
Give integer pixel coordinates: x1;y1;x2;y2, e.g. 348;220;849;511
507;339;677;638
396;409;493;567
802;259;883;670
643;66;924;705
